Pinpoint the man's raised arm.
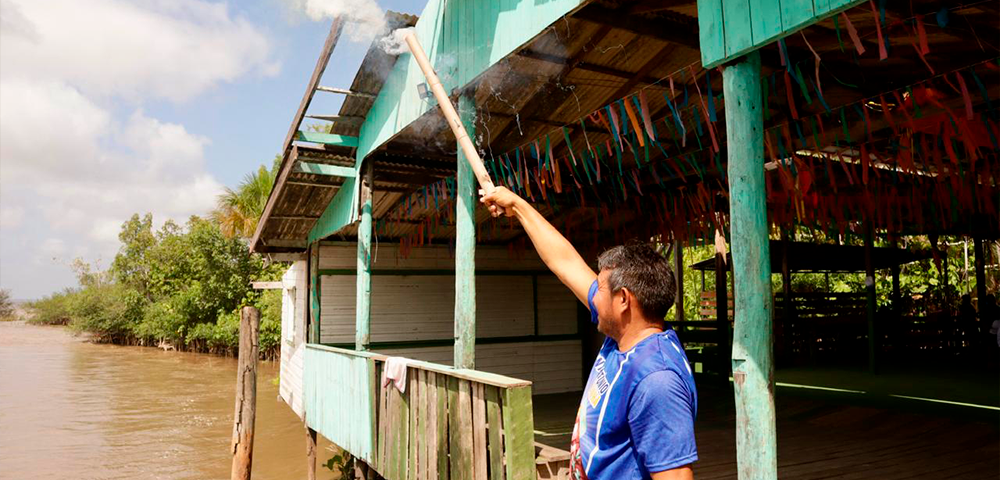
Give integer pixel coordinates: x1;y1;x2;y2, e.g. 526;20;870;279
481;187;596;305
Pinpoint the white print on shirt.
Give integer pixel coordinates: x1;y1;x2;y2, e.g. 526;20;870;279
587;356;609;408
585;350;634;475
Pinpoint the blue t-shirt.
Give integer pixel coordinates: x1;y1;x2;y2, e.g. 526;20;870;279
569;280;698;479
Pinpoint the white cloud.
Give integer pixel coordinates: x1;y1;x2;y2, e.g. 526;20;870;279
0;0;275;299
0;0;280;101
0;205;24;229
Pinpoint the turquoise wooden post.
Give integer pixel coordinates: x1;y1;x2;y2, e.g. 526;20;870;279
864;221;877;374
309;244;321;344
356;160;374;351
723;50;778;479
454;94;477;370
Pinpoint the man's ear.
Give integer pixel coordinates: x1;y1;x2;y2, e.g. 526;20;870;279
618;287;631;310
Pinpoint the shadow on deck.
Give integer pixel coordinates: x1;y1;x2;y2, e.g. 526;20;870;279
532;367;999;479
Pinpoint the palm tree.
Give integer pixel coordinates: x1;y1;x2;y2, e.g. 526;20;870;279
214;156;280;239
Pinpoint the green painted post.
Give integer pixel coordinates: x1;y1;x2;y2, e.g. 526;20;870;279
356;160;374;351
722;50;777;479
454;94;477;370
864;222;877;374
309;244;321;344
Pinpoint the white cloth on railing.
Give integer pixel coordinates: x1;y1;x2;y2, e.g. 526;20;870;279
381;356;408;393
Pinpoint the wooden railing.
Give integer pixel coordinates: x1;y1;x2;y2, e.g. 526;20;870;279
304;344;536;480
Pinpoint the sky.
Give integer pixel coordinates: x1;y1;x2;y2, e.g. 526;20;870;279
0;0;426;300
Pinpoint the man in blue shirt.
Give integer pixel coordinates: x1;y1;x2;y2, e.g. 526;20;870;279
482;187;698;480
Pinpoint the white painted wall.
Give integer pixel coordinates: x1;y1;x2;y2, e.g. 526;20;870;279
315;243;584;394
279;260;307;419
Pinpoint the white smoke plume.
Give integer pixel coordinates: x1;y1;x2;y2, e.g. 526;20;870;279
378;27;414;55
287;0;387;42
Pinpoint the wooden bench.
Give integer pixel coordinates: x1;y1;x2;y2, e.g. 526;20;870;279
774;292;866;363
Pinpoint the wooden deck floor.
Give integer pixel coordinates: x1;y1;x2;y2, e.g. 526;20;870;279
532;382;999;479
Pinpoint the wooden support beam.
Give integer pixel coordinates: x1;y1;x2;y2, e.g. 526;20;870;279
286;180;342;188
518;49;661;85
296;161;357;177
781;230;793;326
305;114;366;124
573;3;700;48
251;281;284;290
723;50;777;479
864;221;877;375
674;238;684;323
606;43;675;103
251;17;343;253
974;235;987;311
497;26;612;144
295;131;360;148
891;238;901;321
454;94;477;370
315;85;377;99
628;0;690;14
356;160;373;351
231;306;260;480
264;239;307;249
270;215;321;221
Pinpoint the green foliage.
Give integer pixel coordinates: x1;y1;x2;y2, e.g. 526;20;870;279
213;156;280;239
0;289;15;320
322;452;355;479
672;232;997;322
30;213;286;358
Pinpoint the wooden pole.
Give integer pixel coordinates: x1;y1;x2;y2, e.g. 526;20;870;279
723;50;777;479
973;235;986;307
864;222;877;374
231;306;260;480
781;231;794;363
403;33;495;195
715;239;729;378
675;238;685;323
454;93;477;370
356;160;374;351
306;426;318;480
309;244;321;344
891;238;901;345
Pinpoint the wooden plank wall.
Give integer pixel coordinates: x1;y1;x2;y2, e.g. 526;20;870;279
279;261;308;419
304;347;377;463
318;243;549;271
371;364;536;480
697;0;863;68
316;244;584;394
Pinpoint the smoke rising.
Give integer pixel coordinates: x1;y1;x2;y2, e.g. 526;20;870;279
286;0;386;42
378;27;414;55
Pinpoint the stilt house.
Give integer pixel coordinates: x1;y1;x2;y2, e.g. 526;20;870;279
256;1;999;478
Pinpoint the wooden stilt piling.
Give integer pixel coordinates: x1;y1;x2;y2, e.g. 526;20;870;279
306;426;318;480
231;306;260;480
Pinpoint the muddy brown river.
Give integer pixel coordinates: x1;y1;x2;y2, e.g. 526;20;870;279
0;322;338;479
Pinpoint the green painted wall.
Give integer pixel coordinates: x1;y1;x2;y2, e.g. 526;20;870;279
698;0;863;68
310;0;584;242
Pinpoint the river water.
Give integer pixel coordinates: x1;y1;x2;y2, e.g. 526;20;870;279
0;322;338;480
